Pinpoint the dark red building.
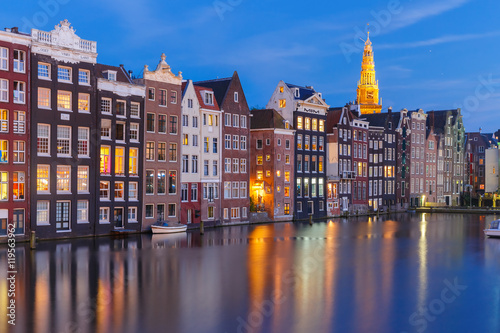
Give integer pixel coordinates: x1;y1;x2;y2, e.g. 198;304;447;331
0;27;31;238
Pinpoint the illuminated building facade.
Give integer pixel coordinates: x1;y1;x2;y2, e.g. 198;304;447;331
95;64;145;234
250;109;295;220
0;27;30;238
30;20;98;239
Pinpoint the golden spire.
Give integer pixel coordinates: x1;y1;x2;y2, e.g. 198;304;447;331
356;27;382;114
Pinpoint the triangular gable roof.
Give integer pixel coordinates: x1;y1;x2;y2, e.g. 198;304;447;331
194;85;220;111
303;93;329;108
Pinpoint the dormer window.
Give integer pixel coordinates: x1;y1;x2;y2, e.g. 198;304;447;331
204;92;214;105
294;88;300;98
104;70;117;81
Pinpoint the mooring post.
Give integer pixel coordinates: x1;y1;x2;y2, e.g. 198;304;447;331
200;220;204;235
309;214;313;225
30;231;36;250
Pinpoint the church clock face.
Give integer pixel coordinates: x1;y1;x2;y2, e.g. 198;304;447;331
366;91;374;100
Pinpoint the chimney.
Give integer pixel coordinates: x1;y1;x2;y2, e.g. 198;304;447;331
388;106;392;113
128;70;133;78
11;27;18;33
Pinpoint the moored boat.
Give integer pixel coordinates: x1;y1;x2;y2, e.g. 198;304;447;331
151;222;187;234
484;219;500;237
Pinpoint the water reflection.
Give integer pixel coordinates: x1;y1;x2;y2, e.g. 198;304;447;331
1;213;499;333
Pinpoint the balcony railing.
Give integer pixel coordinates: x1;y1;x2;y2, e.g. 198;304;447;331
32;29;97;54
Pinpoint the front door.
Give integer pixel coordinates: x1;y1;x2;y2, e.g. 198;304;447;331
114;208;123;228
187;209;192;224
308;201;314;215
56;201;71;231
13;209;24;235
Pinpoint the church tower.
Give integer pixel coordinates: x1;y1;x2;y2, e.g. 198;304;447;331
356;31;382;114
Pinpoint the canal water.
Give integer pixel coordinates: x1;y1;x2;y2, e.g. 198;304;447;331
1;213;500;333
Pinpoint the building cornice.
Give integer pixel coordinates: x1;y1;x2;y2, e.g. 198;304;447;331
97;78;145;98
143;53;182;85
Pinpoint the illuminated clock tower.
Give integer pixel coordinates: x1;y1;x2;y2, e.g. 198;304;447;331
356;31;382;114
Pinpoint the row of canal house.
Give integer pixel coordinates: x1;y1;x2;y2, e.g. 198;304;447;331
0;20;251;240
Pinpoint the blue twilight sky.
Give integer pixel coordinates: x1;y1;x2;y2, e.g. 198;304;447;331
1;0;500;132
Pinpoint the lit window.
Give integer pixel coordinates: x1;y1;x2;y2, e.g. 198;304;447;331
157;170;166;194
305;117;311;130
57;165;71;193
158;142;166;161
0;109;7;133
57;126;71;156
129;148;138;175
100;146;111;174
169;143;177;162
38;88;51;108
114;182;124;200
168;204;176;217
279;99;286;108
57;91;72;110
77;166;89;193
169;116;178;134
99;182;110;200
146;142;155;161
168;171;177;194
13;171;24;200
115;147;125;175
78;93;90;112
148;88;155;100
297;116;303;130
0;172;7;200
312;119;318;131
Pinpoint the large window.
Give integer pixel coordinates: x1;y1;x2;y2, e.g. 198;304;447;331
169;143;177;162
192;156;198;173
116;123;125;141
77;166;89;193
191;184;198;201
37;165;50;193
37;124;50;156
100;181;110;200
146;142;155;161
58;66;72;82
57;126;71;156
78;93;90;113
181;184;188;201
13;141;25;163
146;170;154;194
240;182;247;198
0;172;7;200
13;111;25;134
130;123;139;142
115;100;125;116
57;166;71;193
0;140;7;163
168;171;177;194
129;148;138;175
128;207;138;222
224;182;231;199
13;171;24;200
114;182;124;200
77;201;89;223
169;116;178;134
101;98;111;114
37;201;50;225
157;170;166;194
158;142;166;161
13;81;25;104
100;146;111;174
0;47;8;70
182;155;189;173
130;102;140;118
57;90;71;110
225;135;231;149
99;207;110;223
38;88;51;108
0;79;8;102
158;114;167;133
78;127;89;157
129;182;138;201
147;113;155;132
159;89;167;106
115;147;125;175
79;69;90;85
101;119;111;139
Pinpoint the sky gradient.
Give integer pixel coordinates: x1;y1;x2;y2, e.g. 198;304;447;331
2;0;499;132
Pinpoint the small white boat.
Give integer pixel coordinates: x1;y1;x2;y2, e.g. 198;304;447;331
151;223;187;234
484;219;500;237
